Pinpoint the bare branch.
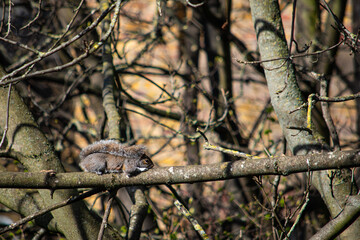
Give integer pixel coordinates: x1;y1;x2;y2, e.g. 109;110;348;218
126;188;148;240
309;195;360;240
20;0;43;30
0;1;118;85
235;40;344;66
98;191;116;240
0;150;359;189
0;188;103;235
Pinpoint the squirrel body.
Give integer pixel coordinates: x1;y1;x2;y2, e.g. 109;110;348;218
79;140;154;176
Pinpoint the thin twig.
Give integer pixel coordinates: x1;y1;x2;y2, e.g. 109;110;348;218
288;0;297;54
203;141;254;159
0;0;123;86
20;0;43;30
0;1;118;84
290;91;360;114
0;1;5;33
49;73;88;113
285;190;310;239
186;0;205;8
49;0;85;50
306;93;315;131
174;200;208;239
320;76;340;150
236;39;344;65
320;0;359;51
0;36;41;54
4;0;12;37
0;188;103;234
125;107;181;136
97;190;116;240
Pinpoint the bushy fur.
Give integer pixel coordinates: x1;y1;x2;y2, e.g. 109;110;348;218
79;140;153;176
80;140;146;160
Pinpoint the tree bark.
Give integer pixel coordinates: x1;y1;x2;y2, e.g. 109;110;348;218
248;1;360;239
0;72;121;239
0;149;359;189
352;0;360;137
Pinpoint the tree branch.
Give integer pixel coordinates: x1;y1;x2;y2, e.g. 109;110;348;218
309;195;360;240
0;150;359;189
126;188;148;240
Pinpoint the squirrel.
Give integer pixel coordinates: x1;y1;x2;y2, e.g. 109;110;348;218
79;140;154;177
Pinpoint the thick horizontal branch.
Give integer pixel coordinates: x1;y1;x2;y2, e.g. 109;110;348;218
0;150;359;189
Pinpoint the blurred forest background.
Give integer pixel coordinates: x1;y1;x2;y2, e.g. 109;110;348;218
0;0;359;239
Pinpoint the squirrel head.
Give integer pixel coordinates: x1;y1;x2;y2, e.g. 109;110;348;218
137;154;154;171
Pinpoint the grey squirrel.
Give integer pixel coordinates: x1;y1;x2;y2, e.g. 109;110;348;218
79;140;154;177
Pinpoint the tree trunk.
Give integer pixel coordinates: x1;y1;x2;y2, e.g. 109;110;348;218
248;1;360;239
0;67;121;239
